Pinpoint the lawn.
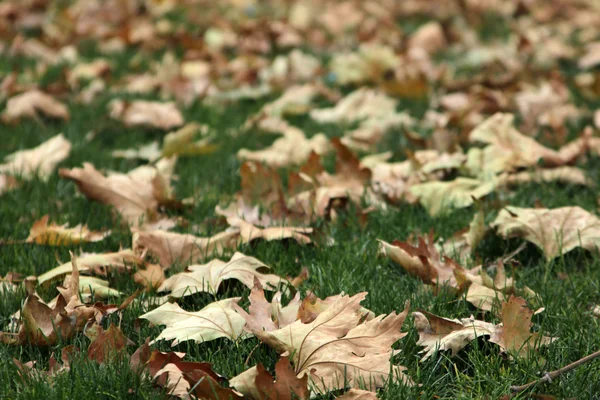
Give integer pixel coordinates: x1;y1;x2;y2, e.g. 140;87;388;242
2;1;600;399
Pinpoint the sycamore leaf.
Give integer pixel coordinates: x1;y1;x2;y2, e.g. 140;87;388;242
0;254;101;345
18;215;110;246
132;229;240;268
230;357;309;400
237;125;330;168
414;296;554;360
133;263;166;290
492;206;600;260
410;177;496;216
140;298;248;345
37;249;143;286
439;209;486;261
86;324;134;364
109;99;184;130
2;90;69;122
233;278;302;333
75;276;122;300
60;158;177;227
0;133;71;181
157;252;284;298
243;292;412;393
135;348;242;399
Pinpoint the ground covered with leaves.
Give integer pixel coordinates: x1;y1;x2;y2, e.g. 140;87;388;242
2;1;600;399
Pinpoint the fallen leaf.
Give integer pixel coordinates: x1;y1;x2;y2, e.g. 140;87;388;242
18;215;110;246
162;123;218;157
440;209;487;261
133;263;165;290
109;99;184;130
75;275;122;300
60;158;177;226
112;141;162;162
336;389;378;399
242;292;412;393
86;324;134;363
493;206;600;260
230;357;308;400
157;252;283;298
140;298;248;345
2;90;69;122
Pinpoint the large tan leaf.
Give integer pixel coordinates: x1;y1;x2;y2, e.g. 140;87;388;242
60;158;177;226
140;298;248;345
230;357;309;400
109;99;184;130
245;293;412;393
414;296;554;360
37;249;143;286
18;215;110;246
492;206;600;260
410;177;496;216
0;133;71;181
157;252;283;298
2;90;69;122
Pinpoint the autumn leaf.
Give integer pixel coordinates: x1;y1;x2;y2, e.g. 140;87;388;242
76;276;122;301
230;357;309;400
413;296;554;360
13;215;110;246
140;298;248;345
59;158;178;227
108;99;184;130
162;122;218;157
156;252;284;298
336;389;379;399
0;133;71;191
439;209;487;261
242;292;412;393
2;90;69;122
493;206;600;260
86;324;134;363
133;263;166;290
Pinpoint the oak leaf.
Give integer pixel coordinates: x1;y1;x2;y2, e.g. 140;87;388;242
492;206;600;260
140;298;248;345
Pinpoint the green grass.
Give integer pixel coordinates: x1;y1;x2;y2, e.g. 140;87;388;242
2;17;600;400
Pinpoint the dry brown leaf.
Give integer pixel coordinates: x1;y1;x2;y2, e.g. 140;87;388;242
230;357;309;400
60;158;177;226
0;133;71;181
2;90;69;122
109;99;184;130
133;263;165;290
132;229;240;268
241;292;412;393
414;296;554;360
140;298;248;345
229;217;313;245
493;206;600;260
37;249;143;286
0;253;101;345
18;215;110;246
86;324;134;364
157;252;283;298
499;167;590;187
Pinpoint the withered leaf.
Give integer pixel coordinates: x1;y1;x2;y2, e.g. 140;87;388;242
109;99;184;130
2;90;69;122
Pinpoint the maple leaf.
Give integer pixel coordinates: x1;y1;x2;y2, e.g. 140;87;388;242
140;298;248;345
86;324;134;364
59;158;178;227
492;206;600;260
76;276;122;301
2;90;69;122
156;252;283;298
14;215;111;246
37;249;143;286
133;263;166;290
413;296;554;360
0;133;71;189
108;99;184;130
242;292;412;393
0;254;102;345
230;357;309;400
